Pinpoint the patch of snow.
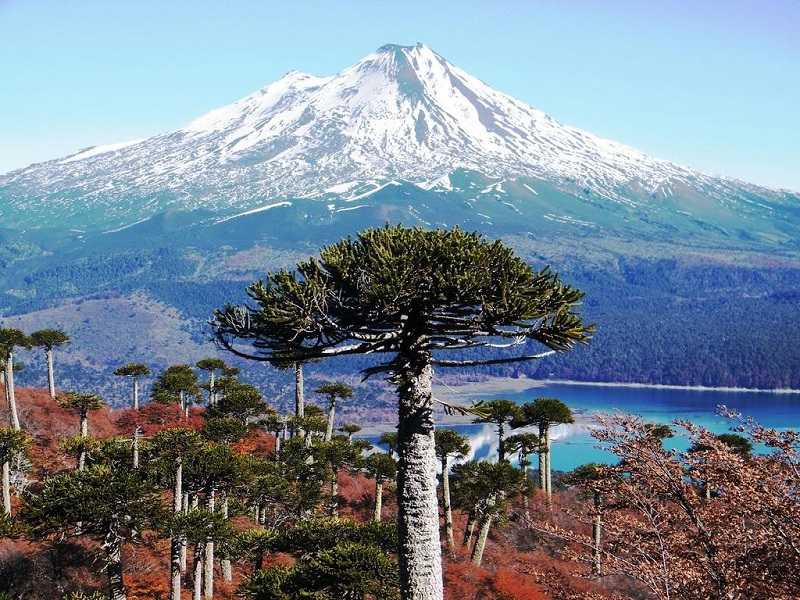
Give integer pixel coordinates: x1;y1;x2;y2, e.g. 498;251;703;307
215;201;292;223
60;140;143;164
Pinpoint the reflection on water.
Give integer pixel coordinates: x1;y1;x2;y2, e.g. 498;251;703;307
432;382;800;473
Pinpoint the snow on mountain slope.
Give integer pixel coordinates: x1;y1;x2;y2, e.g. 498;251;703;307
0;43;795;232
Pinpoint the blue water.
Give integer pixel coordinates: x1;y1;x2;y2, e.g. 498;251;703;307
428;382;800;473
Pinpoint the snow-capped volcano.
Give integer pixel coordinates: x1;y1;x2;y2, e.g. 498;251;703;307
177;43;686;189
0;43;797;236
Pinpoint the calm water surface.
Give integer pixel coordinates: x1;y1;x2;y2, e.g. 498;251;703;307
432;382;800;472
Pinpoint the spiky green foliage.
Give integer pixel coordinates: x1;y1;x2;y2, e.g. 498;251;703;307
240;540;402;600
150;363;200;407
213;225;592;372
56;392;105;417
30;329;70;350
22;464;163;600
513;397;575;429
205;379;269;425
22;464;162;537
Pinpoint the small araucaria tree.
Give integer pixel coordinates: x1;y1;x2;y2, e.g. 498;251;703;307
30;328;71;399
434;428;470;548
57;391;105;470
212;225;592;600
314;382;354;443
0;327;32;431
113;363;150;411
513;397;574;506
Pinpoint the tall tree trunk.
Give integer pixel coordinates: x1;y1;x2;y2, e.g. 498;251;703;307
78;412;88;471
204;490;215;599
544;426;553;508
221;491;232;582
374;480;383;522
181;492;189;572
329;471;339;517
537;425;546;491
395;353;443;600
4;356;20;431
105;530;127;600
46;348;56;399
193;542;204;600
471;498;495;567
172;458;186;582
209;370;216;406
2;460;10;514
462;509;477;548
325;399;335;443
132;426;140;470
497;424;506;463
170;535;182;600
133;377;139;411
294;362;304;439
441;457;455;548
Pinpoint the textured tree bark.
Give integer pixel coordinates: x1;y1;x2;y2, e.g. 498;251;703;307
133;377;139;411
2;460;11;514
170;536;182;600
325;400;335;443
396;352;443;600
170;457;186;589
4;356;20;431
193;543;204;600
374;480;383;522
497;424;506;463
132;426;140;470
471;498;495;567
105;531;127;600
537;425;546;491
463;510;477;548
46;348;56;399
204;490;215;599
441;456;455;548
78;411;88;471
545;426;553;508
330;472;339;517
181;492;189;572
295;362;305;440
221;491;232;582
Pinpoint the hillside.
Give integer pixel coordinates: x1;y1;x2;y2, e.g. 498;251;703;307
0;385;626;600
1;44;799;396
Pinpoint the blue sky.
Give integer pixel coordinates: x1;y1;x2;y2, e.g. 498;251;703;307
1;0;798;191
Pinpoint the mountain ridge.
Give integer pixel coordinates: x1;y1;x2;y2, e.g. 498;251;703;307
2;43;797;239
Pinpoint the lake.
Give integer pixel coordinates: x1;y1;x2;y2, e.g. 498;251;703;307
428;381;800;472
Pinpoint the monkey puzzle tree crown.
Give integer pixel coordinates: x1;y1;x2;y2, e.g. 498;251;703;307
212;225;592;371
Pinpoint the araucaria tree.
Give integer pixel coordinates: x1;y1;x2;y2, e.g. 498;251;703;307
22;464;162;600
57;391;105;470
113;363;150;410
0;327;31;431
314;382;354;442
212;225;592;600
513;397;574;505
30;328;71;399
434;428;470;548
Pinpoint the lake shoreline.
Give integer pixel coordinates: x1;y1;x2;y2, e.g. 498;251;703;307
433;375;800;400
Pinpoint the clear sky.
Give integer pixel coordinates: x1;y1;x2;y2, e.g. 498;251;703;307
1;0;798;191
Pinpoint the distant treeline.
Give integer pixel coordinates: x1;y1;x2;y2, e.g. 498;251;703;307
6;246;800;397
